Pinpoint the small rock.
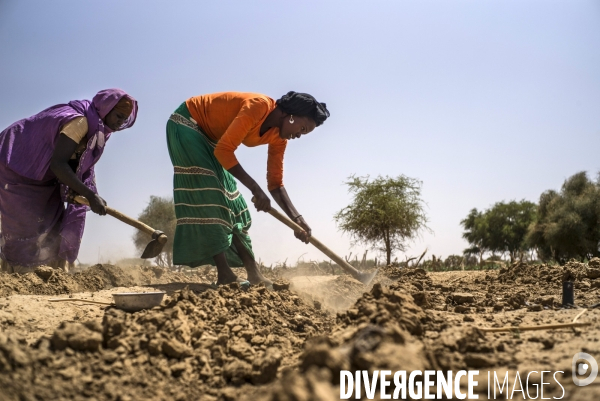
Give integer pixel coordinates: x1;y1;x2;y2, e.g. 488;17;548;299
223;359;252;385
412;291;429;307
454;305;471;314
528;336;555;350
51;322;102;352
147;339;162;355
252;348;282;384
507;293;528;309
0;310;15;326
162;338;192;359
170;361;188;377
34;266;55;281
68;331;102;352
272;281;290;291
587;268;600;279
250;336;266;345
452;293;475;305
542;338;555;350
589;258;600;269
539;296;555;307
102;350;119;364
229;340;255;361
227;282;241;290
576;281;591;290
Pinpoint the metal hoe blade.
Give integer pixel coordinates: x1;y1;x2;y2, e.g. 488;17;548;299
355;268;379;285
141;231;168;259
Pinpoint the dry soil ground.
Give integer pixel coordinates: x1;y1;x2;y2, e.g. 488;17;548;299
0;261;599;400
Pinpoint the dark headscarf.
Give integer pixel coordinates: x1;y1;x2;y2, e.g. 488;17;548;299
276;91;330;126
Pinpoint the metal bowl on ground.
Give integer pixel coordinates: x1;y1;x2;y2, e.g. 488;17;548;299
112;292;165;312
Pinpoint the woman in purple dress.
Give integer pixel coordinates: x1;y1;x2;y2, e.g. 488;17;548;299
0;89;138;273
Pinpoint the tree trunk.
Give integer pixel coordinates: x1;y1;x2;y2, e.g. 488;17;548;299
384;231;392;265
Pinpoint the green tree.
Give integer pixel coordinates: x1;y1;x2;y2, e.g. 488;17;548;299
334;175;429;266
133;196;176;268
525;190;558;261
461;200;537;263
460;208;490;265
486;200;537;262
527;171;600;263
444;255;465;270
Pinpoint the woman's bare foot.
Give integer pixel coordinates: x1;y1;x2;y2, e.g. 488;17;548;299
214;251;239;285
245;267;273;287
217;269;239;285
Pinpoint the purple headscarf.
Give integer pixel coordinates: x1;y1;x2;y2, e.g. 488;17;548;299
0;88;138;264
58;89;138;261
0;88;137;181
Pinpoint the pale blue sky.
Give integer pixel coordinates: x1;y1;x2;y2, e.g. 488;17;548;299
1;1;599;265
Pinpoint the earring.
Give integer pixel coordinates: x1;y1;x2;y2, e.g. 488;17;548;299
289;115;294;124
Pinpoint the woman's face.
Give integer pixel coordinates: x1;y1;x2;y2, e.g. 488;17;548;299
104;107;129;131
279;115;317;140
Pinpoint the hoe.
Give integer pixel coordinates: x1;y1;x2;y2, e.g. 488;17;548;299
254;198;378;285
73;195;167;259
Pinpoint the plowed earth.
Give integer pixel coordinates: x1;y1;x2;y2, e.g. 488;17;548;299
0;261;599;400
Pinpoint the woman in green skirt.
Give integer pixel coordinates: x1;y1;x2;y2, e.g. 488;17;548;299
166;91;330;286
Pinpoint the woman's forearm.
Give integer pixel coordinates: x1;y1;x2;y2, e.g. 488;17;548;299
271;186;311;242
227;163;272;211
270;186;300;219
50;134;95;198
227;164;261;193
49;161;94;198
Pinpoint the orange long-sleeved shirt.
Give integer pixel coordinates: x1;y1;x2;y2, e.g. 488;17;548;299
186;92;287;191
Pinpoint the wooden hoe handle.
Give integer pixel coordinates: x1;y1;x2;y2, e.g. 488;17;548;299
73;195;156;236
253;198;362;278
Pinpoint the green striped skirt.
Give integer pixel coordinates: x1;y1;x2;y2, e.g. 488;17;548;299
166;103;254;267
